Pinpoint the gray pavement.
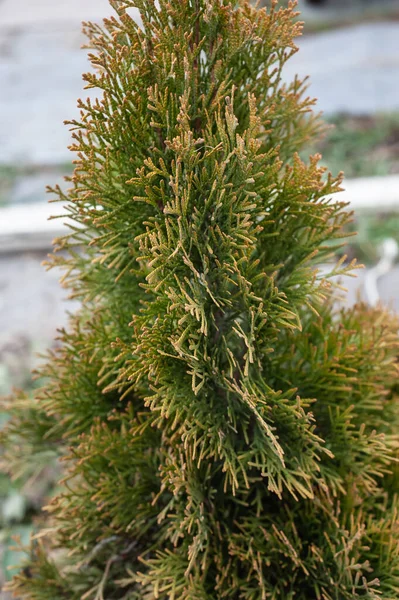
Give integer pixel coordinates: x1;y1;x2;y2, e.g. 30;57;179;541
0;0;112;27
297;0;399;22
0;251;79;395
0;0;141;166
285;22;399;115
0;252;77;343
0;1;110;165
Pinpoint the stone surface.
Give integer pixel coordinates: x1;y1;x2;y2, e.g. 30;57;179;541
9;170;68;205
296;0;399;22
285;22;399;115
0;251;78;345
0;0;112;27
0;1;141;166
0;25;100;165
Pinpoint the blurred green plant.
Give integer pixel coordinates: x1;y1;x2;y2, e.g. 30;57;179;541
313;113;399;179
0;163;74;207
0;344;59;585
0;166;18;207
343;212;399;265
301;113;399;266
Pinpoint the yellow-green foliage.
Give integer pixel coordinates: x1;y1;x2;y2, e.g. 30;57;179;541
2;1;399;598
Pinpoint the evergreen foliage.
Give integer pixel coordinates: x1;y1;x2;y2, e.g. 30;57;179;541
2;0;399;598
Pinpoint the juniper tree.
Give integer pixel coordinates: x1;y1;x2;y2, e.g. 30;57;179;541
2;0;399;598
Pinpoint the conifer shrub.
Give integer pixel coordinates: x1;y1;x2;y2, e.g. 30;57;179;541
2;0;399;598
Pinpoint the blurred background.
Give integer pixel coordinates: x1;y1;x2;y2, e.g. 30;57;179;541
1;0;399;590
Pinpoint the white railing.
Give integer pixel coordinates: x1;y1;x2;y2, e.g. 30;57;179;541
340;175;399;211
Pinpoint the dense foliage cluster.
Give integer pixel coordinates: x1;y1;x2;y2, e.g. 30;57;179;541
2;1;399;598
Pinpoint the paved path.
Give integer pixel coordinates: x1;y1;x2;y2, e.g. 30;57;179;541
0;0;112;27
297;0;399;23
0;0;130;165
0;250;79;398
0;251;78;346
286;22;399;115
